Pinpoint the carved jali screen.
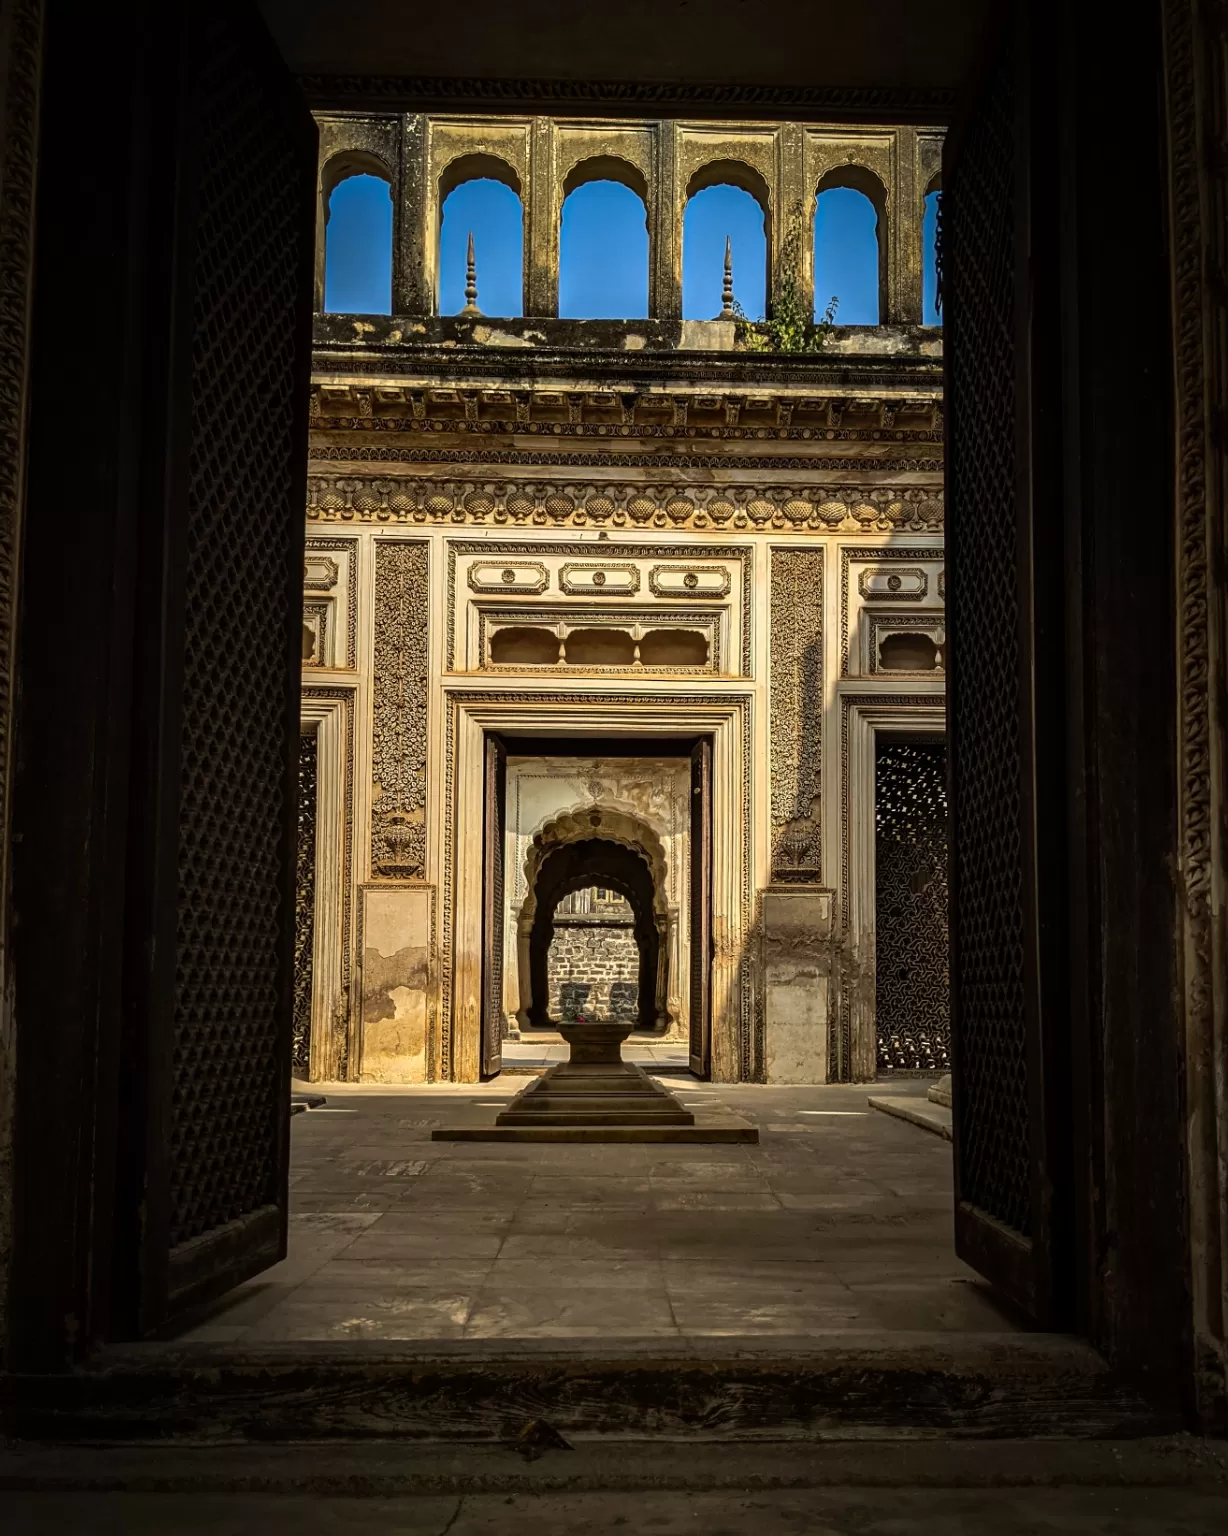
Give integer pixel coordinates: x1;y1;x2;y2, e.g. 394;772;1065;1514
875;739;950;1073
292;732;318;1078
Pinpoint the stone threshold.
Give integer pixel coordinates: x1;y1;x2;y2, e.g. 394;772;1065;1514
0;1435;1221;1496
867;1095;953;1141
0;1333;1176;1444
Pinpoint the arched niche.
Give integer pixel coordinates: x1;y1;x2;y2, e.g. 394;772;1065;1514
814;164;888;325
683;162;771;321
515;805;671;1034
489;627;558;666
879;631;943;672
638;628;709;668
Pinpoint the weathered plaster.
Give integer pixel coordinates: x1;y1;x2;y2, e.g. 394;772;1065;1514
359;886;434;1082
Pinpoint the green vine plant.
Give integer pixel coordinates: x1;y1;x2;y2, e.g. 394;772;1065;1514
731;201;838;353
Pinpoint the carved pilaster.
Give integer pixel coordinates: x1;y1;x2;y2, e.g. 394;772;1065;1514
371;541;430;878
395;113;429;315
654;119;682;320
769;548;824;881
526;116;558;317
774;123;813;321
891;126;923;325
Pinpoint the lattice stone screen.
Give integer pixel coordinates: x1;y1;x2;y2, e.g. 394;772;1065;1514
875;739;950;1074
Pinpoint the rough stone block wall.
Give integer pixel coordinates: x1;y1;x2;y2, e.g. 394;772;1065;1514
548;921;639;1019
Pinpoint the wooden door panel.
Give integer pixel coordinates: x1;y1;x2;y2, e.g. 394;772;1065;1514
688;739;713;1078
482;735;508;1079
124;0;318;1330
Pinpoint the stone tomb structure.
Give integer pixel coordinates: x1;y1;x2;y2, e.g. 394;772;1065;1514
297;111;947;1086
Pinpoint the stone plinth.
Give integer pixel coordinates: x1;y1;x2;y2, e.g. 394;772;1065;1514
432;1018;757;1143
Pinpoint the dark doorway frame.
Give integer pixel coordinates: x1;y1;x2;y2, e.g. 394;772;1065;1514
492;732;713;1079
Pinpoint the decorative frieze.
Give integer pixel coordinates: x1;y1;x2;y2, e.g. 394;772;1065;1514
306;474;944;534
770;549;825;882
371;541;430;879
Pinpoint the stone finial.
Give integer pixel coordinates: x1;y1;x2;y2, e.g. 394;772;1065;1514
459;230;482;317
718;236;736;321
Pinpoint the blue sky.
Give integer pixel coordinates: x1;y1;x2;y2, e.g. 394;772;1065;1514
325;173;942;327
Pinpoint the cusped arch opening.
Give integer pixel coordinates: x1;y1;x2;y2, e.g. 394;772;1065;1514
438;152;523;204
562;154;649;205
527;837;661;1032
321;148;393;206
814;165;887;326
559;159;650;319
323;164;393;315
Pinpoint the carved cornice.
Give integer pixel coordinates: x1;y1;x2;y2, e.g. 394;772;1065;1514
298;75;957;124
310;383;943;440
308;474;944;535
313;445;944;473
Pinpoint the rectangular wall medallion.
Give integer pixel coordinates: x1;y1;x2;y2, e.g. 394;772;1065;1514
649;564;731;598
304;554;339;590
858;567;928;601
468;561;549;595
559;562;640;596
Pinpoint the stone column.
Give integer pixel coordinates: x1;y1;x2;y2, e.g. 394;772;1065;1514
654;120;682;320
394;113;430;316
314;179;327;313
774;122;813;320
526;117;559;318
891;126;923;325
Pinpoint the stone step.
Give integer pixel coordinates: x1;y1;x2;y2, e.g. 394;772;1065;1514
509;1097;694;1116
2;1335;1171;1443
497;1108;695;1126
530;1077;661;1094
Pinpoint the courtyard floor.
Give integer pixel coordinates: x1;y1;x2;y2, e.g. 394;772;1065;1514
168;1063;1024;1345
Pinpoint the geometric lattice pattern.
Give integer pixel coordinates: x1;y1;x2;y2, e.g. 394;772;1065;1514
875;740;950;1074
169;15;306;1247
292;734;318;1079
945;43;1033;1237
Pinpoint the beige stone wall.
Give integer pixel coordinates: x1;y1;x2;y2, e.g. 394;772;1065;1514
297;478;946;1083
546;921;640;1024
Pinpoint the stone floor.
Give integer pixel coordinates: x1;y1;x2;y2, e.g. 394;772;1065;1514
167;1073;1025;1345
6;1485;1228;1534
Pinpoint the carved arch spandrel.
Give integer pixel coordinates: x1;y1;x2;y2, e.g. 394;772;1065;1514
519;803;671;923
